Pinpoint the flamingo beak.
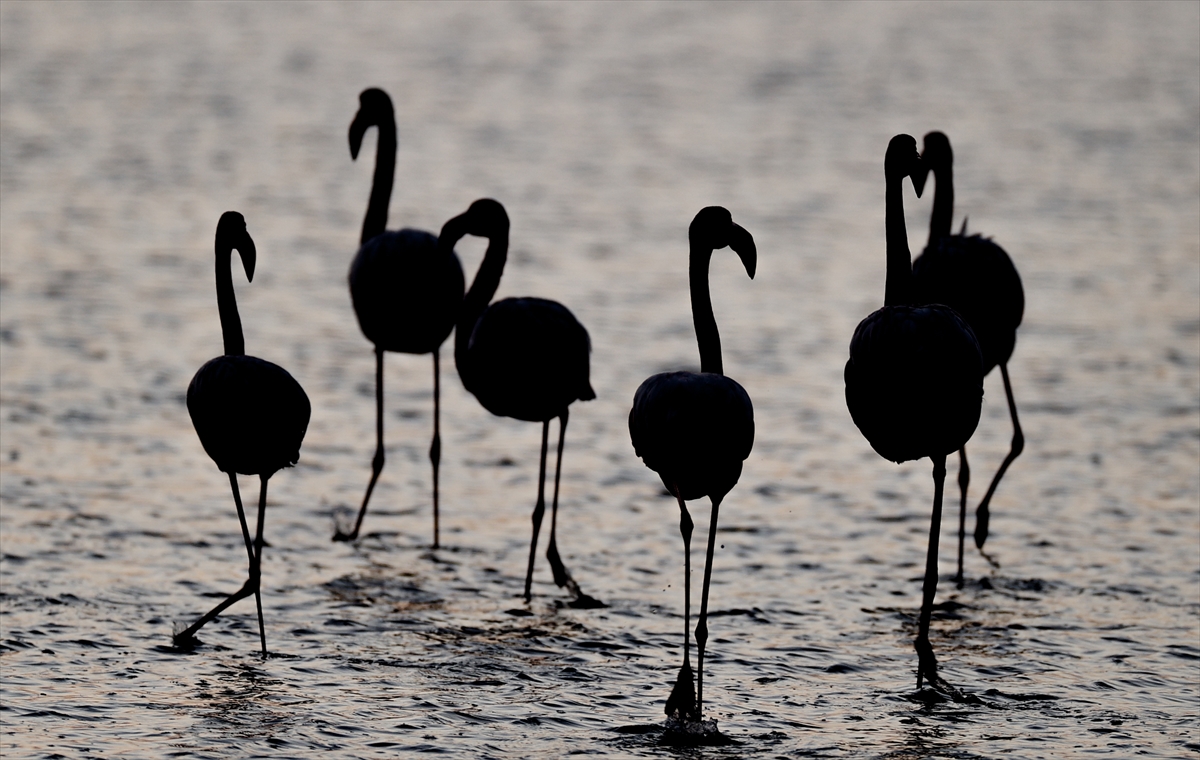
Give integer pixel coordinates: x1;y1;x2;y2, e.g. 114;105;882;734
911;156;927;198
237;231;256;282
729;223;757;279
437;212;468;254
349;112;367;161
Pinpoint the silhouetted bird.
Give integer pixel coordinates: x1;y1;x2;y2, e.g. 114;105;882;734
845;135;983;691
334;88;465;545
438;198;601;607
913;131;1025;585
174;212;311;655
629;207;756;722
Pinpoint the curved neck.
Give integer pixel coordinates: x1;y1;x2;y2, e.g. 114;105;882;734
454;229;509;377
689;244;723;375
361;119;396;245
927;158;954;247
215;242;244;356
884;172;914;307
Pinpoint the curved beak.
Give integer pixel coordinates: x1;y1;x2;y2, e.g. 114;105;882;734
349;111;368;161
729;222;756;279
437;212;468;254
910;156;927;198
236;230;256;282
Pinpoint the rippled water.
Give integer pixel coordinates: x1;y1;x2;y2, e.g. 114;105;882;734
2;2;1198;757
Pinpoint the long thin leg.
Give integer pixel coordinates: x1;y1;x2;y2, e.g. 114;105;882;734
916;455;947;690
523;420;550;602
253;475;269;656
974;363;1024;552
694;494;723;718
546;410;569;588
541;410;603;607
172;473;261;647
954;447;970;588
431;349;441;549
664;486;697;720
336;346;386;541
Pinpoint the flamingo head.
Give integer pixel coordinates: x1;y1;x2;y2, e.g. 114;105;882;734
915;131;952;196
689;206;757;279
439;198;510;251
349;88;394;160
885;134;924;198
216;211;256;282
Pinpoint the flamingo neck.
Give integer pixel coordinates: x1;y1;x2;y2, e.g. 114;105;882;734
927;157;954;247
215;242;244;356
884;172;914;307
361;118;396;246
455;229;509;381
689;244;723;375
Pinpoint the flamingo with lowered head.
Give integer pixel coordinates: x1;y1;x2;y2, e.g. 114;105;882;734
438;198;601;607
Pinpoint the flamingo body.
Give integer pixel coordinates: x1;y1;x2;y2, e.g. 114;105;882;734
845;304;982;464
913;235;1022;375
349;228;464;354
462;296;594;422
629;371;752;502
188;355;310;477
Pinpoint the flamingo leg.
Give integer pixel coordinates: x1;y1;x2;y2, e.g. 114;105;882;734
974;363;1024;554
543;411;604;607
546;410;570;589
694;493;723;719
664;486;697;720
252;475;268;655
172;473;262;648
336;346;386;541
431;349;441;549
916;455;947;690
954;447;970;588
523;420;550;602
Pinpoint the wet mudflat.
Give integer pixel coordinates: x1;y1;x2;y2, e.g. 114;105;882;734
1;2;1197;758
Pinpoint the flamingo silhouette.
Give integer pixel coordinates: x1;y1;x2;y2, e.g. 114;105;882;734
913;131;1025;585
438;199;601;607
334;88;465;545
845;135;983;691
628;207;756;722
173;212;311;655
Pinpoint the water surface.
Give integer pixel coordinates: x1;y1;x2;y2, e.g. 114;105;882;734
1;2;1198;757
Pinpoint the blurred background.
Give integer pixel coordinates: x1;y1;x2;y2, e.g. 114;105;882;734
1;2;1197;757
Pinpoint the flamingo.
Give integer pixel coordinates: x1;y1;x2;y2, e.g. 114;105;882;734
173;212;311;655
845;135;983;691
912;131;1025;585
438;198;601;607
628;207;756;723
334;88;465;545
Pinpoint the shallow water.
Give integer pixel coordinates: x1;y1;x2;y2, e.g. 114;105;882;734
1;2;1198;758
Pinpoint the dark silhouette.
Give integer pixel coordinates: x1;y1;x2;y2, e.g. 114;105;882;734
629;207;756;723
334;88;465;545
174;212;311;655
438;199;601;607
913;131;1025;585
844;136;983;691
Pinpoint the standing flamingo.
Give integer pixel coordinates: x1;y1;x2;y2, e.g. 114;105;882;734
628;207;756;724
173;212;311;655
438;198;601;607
334;88;465;545
912;131;1025;585
845;135;983;691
